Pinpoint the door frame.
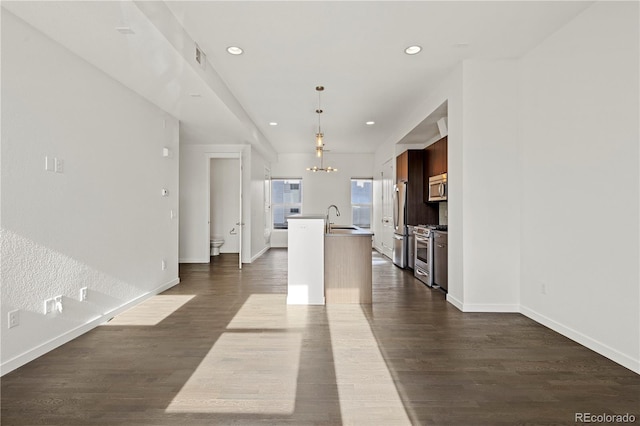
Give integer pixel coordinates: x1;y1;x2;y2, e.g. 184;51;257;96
207;152;243;269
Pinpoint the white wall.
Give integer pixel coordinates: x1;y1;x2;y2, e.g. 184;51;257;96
270;153;374;248
180;144;266;263
518;1;639;373
1;11;180;374
210;159;240;253
460;60;520;311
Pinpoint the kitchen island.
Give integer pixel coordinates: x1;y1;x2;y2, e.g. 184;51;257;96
287;216;374;305
325;226;374;304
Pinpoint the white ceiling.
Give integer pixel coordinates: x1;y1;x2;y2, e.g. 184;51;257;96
4;1;593;157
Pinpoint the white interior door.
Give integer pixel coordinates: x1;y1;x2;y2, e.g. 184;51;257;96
264;167;271;245
237;155;243;269
381;159;394;259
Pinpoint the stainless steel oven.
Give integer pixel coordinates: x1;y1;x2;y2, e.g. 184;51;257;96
414;226;433;287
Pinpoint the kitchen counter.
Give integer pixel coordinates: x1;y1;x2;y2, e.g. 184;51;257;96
325;225;374;237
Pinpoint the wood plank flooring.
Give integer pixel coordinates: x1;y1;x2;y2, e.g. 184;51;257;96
1;249;638;425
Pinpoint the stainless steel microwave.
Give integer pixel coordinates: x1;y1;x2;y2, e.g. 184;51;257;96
427;173;447;202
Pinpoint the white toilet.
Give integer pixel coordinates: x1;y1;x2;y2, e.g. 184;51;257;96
210;236;225;256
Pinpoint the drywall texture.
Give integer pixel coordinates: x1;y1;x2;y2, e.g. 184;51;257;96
1;11;179;373
518;1;639;372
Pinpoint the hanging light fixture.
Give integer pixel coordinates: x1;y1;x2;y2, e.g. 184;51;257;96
306;86;338;173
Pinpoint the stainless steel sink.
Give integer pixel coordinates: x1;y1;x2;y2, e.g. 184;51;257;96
330;225;358;230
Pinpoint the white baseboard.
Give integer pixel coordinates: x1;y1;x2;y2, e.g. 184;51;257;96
447;293;519;313
462;303;520;313
520;304;640;374
373;245;392;260
0;278;180;376
446;294;464;311
251;246;270;263
179;257;209;263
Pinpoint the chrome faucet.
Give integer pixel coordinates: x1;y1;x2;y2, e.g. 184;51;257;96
326;204;341;232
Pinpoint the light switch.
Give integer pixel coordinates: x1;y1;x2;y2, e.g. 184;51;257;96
45;156;55;172
162;147;170;157
54;158;64;173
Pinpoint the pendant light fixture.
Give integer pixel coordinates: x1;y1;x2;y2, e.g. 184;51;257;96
306;85;338;173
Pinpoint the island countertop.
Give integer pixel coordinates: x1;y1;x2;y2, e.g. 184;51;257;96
325;225;374;237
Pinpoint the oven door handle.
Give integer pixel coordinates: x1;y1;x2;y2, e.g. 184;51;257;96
415;236;430;243
416;268;429;277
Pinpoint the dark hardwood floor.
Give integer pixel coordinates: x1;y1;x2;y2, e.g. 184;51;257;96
1;249;638;425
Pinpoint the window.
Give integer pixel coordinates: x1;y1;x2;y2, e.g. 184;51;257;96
272;179;302;229
351;178;373;228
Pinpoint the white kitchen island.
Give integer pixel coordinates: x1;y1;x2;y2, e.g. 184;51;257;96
287;214;374;305
287;215;325;305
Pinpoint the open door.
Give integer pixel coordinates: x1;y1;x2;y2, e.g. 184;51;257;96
208;152;243;270
237;155;243;270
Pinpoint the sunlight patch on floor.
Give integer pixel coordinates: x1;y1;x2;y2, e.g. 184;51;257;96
226;293;308;329
165;332;302;414
328;305;412;425
166;294;306;414
103;295;195;326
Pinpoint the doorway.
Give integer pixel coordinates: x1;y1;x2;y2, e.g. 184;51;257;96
208;153;243;269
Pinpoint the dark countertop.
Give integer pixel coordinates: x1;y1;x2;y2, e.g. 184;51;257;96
325;225;374;237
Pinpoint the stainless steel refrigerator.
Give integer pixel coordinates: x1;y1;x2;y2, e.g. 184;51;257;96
392;182;408;268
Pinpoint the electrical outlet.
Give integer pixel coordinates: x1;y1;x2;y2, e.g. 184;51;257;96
541;282;547;295
161;260;167;271
80;287;88;301
54;295;63;313
54;157;64;173
8;310;19;328
44;298;55;314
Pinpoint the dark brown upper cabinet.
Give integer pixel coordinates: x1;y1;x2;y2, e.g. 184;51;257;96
424;136;448;178
396;150;408;183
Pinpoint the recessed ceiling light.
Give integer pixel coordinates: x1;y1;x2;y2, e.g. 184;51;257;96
453;42;470;48
226;46;244;55
189;93;202;98
366;121;375;126
115;26;135;35
404;45;422;55
269;122;278;126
